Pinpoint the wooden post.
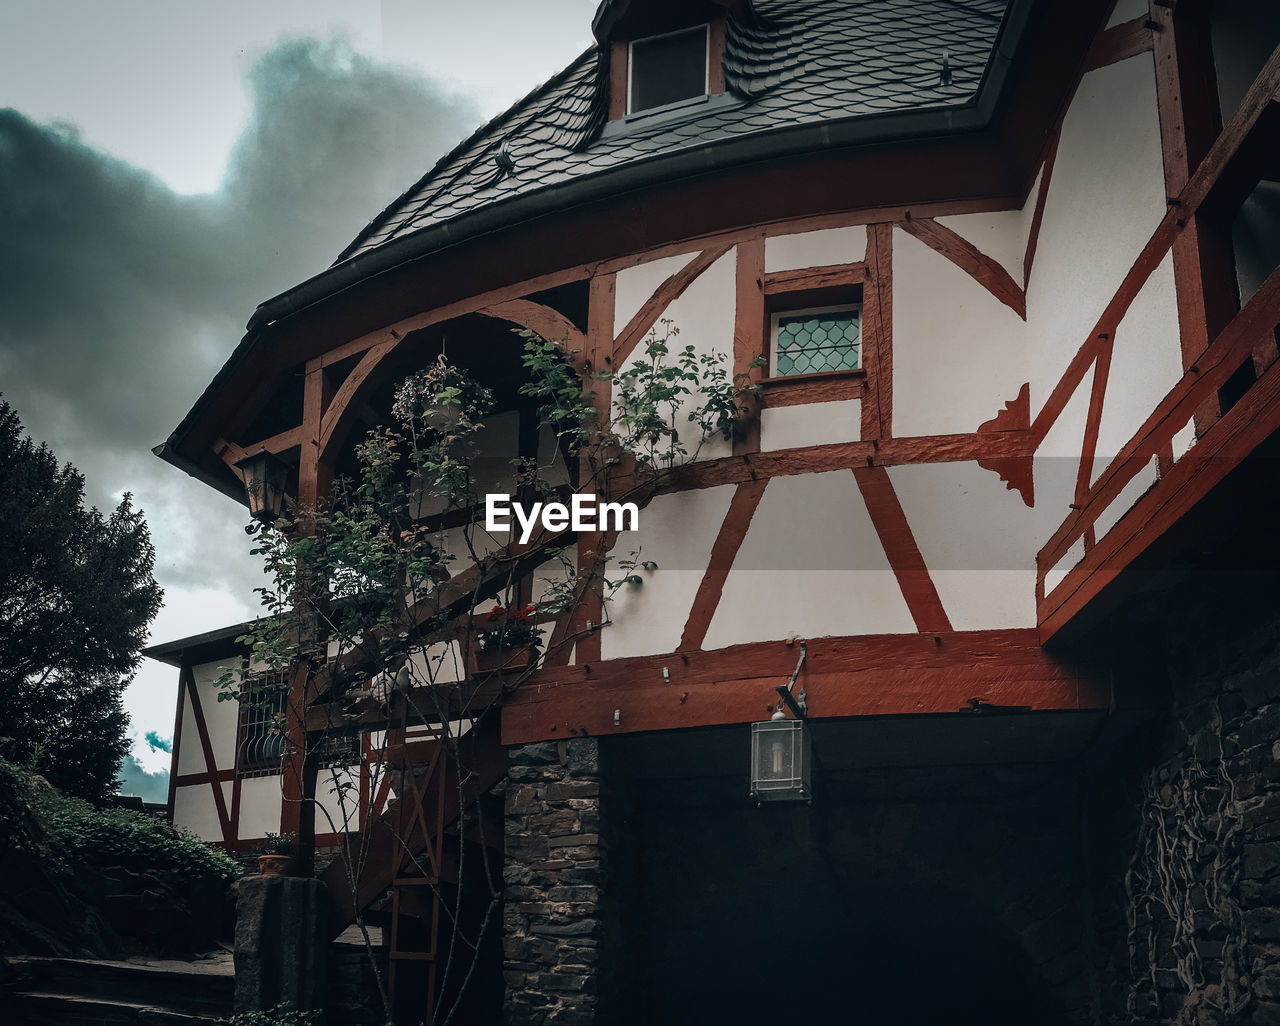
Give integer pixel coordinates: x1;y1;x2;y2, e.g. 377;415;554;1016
281;362;335;856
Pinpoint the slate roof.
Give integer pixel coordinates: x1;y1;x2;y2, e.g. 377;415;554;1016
336;0;1010;264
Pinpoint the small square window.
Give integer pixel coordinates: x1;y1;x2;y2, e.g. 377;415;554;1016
629;26;708;114
770;305;862;377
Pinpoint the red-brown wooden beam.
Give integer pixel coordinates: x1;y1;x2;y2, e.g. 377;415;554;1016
679;479;768;650
1085;16;1153;72
502;629;1108;743
180;666;233;845
612;243;733;367
1041;333;1280;641
898;215;1026;318
852;466;951;633
860;224;892;440
733;234;765;456
1040;260;1280;573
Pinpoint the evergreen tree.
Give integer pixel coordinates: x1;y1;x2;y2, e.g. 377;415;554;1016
0;399;162;800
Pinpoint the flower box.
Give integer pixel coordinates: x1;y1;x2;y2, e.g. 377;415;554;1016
474;645;537;673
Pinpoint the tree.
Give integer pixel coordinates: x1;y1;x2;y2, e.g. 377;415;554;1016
221;324;758;1023
0;399;163;801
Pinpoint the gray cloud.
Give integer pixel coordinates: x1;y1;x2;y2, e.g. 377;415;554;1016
0;35;479;602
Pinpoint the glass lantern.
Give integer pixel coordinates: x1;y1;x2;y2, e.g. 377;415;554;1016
233;449;290;523
750;718;810;803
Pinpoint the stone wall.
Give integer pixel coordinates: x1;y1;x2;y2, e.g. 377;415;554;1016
503;738;613;1026
1089;587;1280;1025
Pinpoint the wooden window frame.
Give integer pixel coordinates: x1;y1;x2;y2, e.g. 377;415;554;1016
609;19;725;121
758;278;867;407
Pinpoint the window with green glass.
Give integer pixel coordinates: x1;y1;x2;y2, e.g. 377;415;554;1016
770;305;861;377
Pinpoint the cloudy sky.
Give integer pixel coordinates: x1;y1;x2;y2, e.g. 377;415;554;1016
2;0;597;796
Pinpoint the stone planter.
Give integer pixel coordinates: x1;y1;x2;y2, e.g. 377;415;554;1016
475;645;536;673
257;855;294;877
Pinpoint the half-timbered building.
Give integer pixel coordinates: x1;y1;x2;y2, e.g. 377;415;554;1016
146;0;1280;1022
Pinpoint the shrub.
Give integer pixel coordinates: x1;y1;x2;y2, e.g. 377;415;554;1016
218;1003;324;1026
34;786;238;885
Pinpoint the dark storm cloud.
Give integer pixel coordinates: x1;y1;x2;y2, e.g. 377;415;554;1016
0;36;478;597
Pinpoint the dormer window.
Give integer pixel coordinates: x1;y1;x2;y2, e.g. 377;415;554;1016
629;25;709;114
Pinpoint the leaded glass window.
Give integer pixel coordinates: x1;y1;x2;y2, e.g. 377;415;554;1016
771;305;861;377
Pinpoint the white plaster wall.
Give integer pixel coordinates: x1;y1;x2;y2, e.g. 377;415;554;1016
1044;537;1086;595
887;461;1037;629
175;685;203;776
1094;456;1161;541
173;784;224;843
601;485;737;658
532;543;577;608
760;399;861;451
237;776;283;840
612;250;737;464
702;471;915;649
1108;0;1148;27
1173;419;1197;460
613;251;696;332
176;660;240;774
1035;376;1092;548
1093;252;1182;476
934;208;1030;284
764;225;868;272
892;227;1028;438
1027;54;1166;420
315;765;363;835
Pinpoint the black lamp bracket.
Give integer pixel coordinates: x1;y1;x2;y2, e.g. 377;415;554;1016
775;640;808;719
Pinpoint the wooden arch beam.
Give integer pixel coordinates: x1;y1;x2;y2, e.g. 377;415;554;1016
317;297;588;464
478;298;586;356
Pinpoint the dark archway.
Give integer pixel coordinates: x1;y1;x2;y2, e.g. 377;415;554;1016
609;740;1080;1026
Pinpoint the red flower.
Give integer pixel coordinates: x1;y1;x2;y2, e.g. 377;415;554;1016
511;605;530;624
486;604;505;623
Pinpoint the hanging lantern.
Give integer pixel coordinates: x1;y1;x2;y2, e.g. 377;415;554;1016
233;448;290;523
750;715;811;803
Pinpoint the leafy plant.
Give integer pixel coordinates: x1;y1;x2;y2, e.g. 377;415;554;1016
35;786;239;884
254;831;300;857
609;320;761;467
221;327;755;1024
218;1003;324;1026
477;604;544;651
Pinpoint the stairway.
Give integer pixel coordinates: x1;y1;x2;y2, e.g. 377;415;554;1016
9;952;234;1025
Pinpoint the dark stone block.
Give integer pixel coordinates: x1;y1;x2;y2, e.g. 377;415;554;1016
566;738;600;776
233;875;330;1016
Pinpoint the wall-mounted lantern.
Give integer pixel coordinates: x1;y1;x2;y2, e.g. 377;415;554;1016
233;448;290;523
750;715;810;803
750;640;810;803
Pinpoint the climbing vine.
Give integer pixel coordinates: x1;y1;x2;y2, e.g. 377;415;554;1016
216;319;757;1024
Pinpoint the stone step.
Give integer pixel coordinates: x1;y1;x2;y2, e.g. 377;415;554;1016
12;991;222;1026
11;955;234;1019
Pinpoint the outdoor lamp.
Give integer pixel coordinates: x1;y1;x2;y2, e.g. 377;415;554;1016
750;711;811;803
750;641;811;803
234;448;290;523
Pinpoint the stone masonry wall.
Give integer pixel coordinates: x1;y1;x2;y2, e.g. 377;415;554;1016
503;738;610;1026
1091;590;1280;1025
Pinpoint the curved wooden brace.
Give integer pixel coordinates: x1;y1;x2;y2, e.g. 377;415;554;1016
318;300;591;464
478;298;586;357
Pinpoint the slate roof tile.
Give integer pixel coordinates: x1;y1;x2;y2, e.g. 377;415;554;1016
335;0;1010;264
